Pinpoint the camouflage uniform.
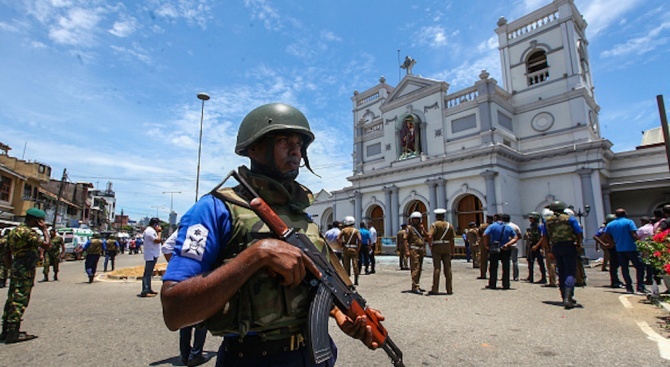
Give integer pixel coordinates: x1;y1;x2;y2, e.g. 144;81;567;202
465;226;480;268
0;234;8;288
2;225;43;332
545;212;581;307
42;234;63;280
526;222;546;283
84;237;104;283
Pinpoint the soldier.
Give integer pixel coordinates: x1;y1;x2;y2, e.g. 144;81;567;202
160;103;381;366
541;201;583;309
466;222;480;269
39;228;64;282
427;209;455;295
396;224;409;270
541;208;559;288
0;208;51;344
103;234;119;272
338;216;362;285
80;232;104;283
405;211;428;294
0;228;9;288
525;212;547;284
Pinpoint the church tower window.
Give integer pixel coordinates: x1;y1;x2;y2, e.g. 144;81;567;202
526;50;549;86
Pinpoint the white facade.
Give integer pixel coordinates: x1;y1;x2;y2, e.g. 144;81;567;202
308;0;670;259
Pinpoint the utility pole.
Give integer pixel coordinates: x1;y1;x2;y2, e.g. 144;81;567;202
657;95;670;174
52;168;67;226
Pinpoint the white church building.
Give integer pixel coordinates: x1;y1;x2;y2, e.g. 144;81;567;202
307;0;670;259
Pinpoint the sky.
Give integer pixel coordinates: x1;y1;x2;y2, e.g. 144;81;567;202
1;0;669;223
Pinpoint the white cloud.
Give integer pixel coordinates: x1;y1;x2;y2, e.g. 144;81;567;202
110;43;152;65
320;30;341;42
414;25;449;48
243;0;283;31
601;21;670;58
109;16;138;37
148;0;211;28
576;0;642;38
31;41;48;49
48;7;103;46
0;22;20;32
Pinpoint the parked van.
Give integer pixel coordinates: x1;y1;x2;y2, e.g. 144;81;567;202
57;228;93;260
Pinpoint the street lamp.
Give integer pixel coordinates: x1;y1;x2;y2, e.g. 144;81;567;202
195;92;210;203
575;204;591;226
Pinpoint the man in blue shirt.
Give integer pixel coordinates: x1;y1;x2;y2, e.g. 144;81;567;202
603;208;647;294
160;103;381;367
482;213;518;290
358;222;372;275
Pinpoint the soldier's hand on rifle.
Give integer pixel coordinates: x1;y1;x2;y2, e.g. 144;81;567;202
256;238;321;287
331;307;385;350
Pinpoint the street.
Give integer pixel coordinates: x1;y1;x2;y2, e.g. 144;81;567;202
0;253;668;367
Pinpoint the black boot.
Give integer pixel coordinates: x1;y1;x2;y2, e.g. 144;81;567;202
4;323;37;344
53;273;58;281
0;321;7;341
354;275;359;286
39;275;49;283
0;279;5;288
88;275;94;283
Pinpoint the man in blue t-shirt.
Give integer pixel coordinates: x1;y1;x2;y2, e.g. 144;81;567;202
603;208;647;294
358;222;372;275
482;213;518;290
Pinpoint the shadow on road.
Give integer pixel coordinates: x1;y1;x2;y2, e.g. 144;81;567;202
149;351;217;366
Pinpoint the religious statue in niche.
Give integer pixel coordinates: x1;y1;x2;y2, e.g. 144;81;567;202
399;115;420;160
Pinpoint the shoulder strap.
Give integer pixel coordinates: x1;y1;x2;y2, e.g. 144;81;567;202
439;222;450;241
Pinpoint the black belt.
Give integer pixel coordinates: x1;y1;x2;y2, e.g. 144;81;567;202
223;334;305;358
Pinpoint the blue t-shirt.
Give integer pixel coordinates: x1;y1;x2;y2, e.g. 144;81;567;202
162;194;233;282
359;228;371;247
484;222;517;243
605;217;638;252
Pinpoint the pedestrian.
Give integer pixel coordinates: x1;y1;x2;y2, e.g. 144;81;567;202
525;212;547;284
80;232;104;283
405;211;428;294
541;201;584;308
396;224;409;270
462;230;471;263
358;222;372;275
139;218;162;298
0;208;51;343
162;231;207;367
338;216;361;285
593;215;622;288
602;208;647;294
427;209;455;295
368;223;377;274
39;228;64;282
466;222;480;269
104;234;119;272
502;214;521;281
483;213;518;290
324;221;342;261
160;103;382;366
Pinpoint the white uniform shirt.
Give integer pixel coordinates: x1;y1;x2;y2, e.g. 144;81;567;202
143;226;161;261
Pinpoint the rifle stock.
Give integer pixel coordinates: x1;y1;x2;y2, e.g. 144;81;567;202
249;197;405;367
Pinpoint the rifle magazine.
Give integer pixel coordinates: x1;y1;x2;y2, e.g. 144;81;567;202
307;282;334;364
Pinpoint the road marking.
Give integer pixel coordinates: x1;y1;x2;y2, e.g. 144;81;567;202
637;321;670;360
619;295;633;309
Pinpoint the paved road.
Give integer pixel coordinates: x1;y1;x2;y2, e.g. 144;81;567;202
0;253;668;367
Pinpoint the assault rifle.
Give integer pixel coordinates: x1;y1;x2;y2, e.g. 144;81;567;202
220;171;405;367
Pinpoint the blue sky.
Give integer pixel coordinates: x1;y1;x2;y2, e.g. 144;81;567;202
1;0;669;223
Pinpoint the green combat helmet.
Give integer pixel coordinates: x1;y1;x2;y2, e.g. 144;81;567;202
605;214;616;223
528;212;540;220
235;103;317;177
548;200;568;213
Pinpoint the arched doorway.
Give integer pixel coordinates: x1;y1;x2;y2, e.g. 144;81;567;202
404;200;428;225
455;195;484;235
366;204;385;237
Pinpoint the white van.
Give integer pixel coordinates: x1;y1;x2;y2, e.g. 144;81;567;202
57;228;93;260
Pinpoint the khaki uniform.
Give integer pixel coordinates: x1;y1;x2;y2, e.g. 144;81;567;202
405;223;427;291
338;227;361;279
428;220;455;294
478;223;489;279
466;227;480;268
396;229;408;270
